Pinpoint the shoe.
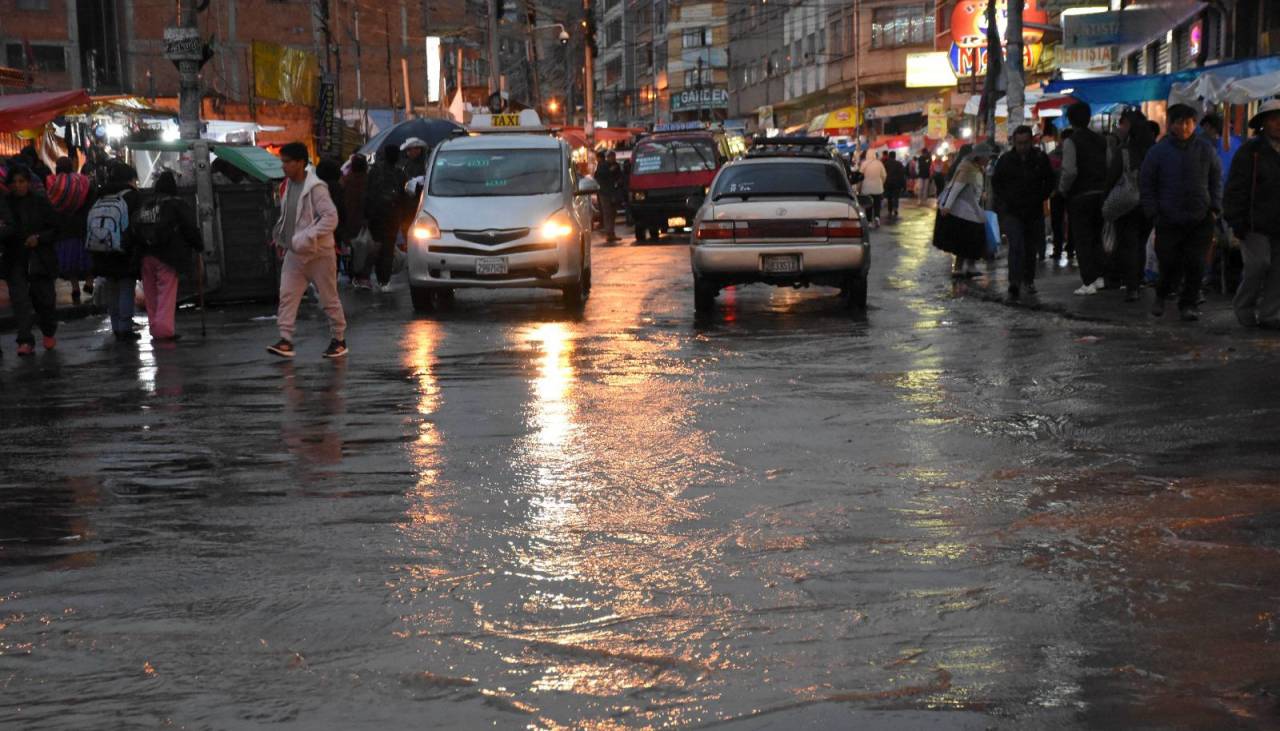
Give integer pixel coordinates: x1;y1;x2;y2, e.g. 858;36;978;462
353;278;372;290
1124;288;1140;303
114;331;142;341
1007;285;1021;303
1025;282;1038;296
1073;284;1097;296
42;336;56;351
1151;296;1165;317
1179;307;1200;322
1090;277;1105;290
16;343;34;356
951;260;965;279
267;339;295;358
323;339;348;359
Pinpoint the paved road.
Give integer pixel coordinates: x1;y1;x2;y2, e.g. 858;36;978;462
3;205;1280;729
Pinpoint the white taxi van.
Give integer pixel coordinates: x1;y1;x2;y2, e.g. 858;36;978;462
407;110;599;312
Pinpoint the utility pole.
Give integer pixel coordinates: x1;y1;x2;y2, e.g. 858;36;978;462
352;8;363;103
584;0;594;144
524;0;542;111
853;0;861;145
167;0;202;140
488;0;502;95
981;0;1002;140
1006;0;1026;137
385;10;395;114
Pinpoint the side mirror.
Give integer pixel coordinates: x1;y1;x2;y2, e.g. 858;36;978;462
576;177;600;195
685;194;705;211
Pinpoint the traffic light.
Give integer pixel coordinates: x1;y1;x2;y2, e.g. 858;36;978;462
585;0;597;56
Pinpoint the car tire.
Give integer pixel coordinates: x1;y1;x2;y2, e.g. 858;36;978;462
694;276;717;313
410;285;436;313
842;270;868;311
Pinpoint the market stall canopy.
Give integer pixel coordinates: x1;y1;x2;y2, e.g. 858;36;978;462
127;140;284;181
1043;56;1280;106
357;117;466;158
1170;68;1280;106
962;89;1044;118
807;106;862;136
0;89;91;133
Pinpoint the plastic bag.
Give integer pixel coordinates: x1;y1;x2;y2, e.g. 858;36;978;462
1102;220;1117;255
349;225;373;275
984;211;1001;255
1144;229;1159;283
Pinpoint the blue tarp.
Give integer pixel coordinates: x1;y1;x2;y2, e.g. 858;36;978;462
1043;56;1280;105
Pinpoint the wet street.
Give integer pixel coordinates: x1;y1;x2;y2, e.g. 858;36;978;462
5;205;1280;729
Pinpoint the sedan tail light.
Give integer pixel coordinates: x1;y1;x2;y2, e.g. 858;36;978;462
694;220;736;240
824;218;864;239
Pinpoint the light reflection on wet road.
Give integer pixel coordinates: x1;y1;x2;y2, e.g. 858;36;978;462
4;206;1280;729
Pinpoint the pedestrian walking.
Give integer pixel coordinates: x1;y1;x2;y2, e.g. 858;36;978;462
1139;103;1223;322
3;166;59;355
1224;99;1280;328
859;152;887;226
136;171;201;341
399;137;428;181
915;149;933;204
992;126;1055;301
363;145;407;291
1044;126;1068;263
883;151;907;221
342;154;370;287
45;157;94;304
88;163;142;342
267;142;347;359
594;151;622;242
934;141;997;278
1104;110;1156;302
1059;102;1109;294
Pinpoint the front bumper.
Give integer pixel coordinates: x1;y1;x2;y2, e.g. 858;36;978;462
408;236;583;290
691;242;869;284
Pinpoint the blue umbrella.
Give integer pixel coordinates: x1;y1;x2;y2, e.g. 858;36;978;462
358;117;466;158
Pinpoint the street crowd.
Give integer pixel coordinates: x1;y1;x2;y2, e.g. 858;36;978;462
921;98;1280;325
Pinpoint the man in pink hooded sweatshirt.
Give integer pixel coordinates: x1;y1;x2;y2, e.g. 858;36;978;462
267;142;348;359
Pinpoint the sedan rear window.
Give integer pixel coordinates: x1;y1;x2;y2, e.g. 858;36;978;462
430;149;563;197
712;162;851;200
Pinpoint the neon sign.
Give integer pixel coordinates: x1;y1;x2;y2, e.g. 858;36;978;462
947;0;1048;77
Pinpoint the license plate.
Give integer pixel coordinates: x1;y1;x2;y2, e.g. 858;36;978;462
762;255;801;274
475;257;508;275
667;216;687;228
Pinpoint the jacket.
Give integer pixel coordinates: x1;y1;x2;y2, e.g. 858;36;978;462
884;158;908;190
1224;135;1280;239
363;162;407;235
141;196;202;271
859;158;887;195
91;183;142;279
1139;135;1222;227
939;159;986;224
274;169;339;262
992;147;1054;217
3;190;58;278
1059;126;1107;198
342;170;368;234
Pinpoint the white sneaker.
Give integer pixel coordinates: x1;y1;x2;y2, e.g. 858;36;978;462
1090;277;1105;289
1073;284;1098;296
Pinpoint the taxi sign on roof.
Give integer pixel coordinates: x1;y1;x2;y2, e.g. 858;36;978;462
469;109;546;133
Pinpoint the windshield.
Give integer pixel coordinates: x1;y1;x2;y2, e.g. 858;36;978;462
712;162;851;199
633;138;718;174
429;149;563;197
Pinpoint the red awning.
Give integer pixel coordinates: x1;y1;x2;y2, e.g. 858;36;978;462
0;89;91;133
558;126;644;145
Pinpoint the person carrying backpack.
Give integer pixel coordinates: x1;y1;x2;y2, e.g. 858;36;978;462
362;145;407;291
136;171;201;341
88;163;143;341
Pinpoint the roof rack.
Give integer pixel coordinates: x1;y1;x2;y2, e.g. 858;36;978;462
744;136;837;159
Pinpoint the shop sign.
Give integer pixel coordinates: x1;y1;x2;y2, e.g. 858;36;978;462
927;100;948;139
670;87;728;113
948;0;1048;77
1189;19;1203;59
906;52;958;88
757;104;775;130
1058;45;1114;68
1062;10;1123;47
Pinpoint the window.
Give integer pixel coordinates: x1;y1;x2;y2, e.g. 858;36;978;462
429;149;563;197
791;40;802;69
5;43;65;72
712;162;851;199
870;5;934;49
15;0;48;9
806;34;816;62
633;138;718;174
605;57;623;85
831;18;844;55
683;28;711;48
606;19;622;46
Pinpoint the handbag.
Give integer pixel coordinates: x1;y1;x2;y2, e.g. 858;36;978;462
1102;148;1140;222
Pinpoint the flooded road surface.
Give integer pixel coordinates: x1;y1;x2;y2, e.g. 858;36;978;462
4;206;1280;729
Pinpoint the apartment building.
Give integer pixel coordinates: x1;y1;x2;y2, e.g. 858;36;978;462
726;0;784;130
664;0;727;123
594;0;668;127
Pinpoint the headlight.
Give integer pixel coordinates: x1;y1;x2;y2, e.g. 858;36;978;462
540;210;576;240
411;211;440;241
633;191;646;202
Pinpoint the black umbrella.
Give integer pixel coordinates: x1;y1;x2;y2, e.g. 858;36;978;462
358;117;466;158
